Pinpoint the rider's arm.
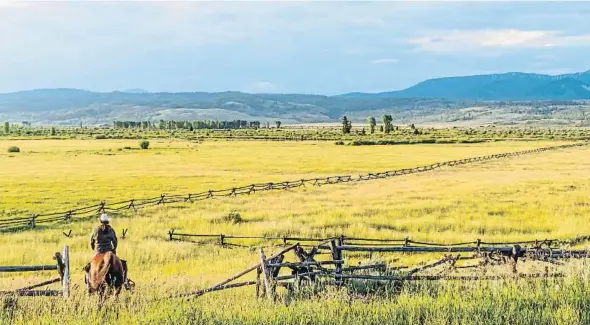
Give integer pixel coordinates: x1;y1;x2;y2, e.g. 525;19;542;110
111;228;118;250
90;229;96;250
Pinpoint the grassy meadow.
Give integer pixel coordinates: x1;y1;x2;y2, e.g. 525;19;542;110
1;138;590;324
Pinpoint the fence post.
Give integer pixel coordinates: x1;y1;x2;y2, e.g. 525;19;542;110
62;246;70;299
330;240;343;285
98;201;106;214
259;248;275;300
128;199;137;211
30;214;38;228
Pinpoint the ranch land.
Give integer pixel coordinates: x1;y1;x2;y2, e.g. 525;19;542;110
1;137;590;324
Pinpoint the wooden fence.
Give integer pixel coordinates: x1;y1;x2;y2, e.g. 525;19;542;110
0;246;70;298
168;232;588;250
1;141;588;231
171;235;586;300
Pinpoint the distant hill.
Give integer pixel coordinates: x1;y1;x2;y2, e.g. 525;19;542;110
0;71;589;125
122;88;149;94
341;71;590;100
0;89;464;124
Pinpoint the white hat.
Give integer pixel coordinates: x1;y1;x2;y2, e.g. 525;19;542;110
99;213;110;223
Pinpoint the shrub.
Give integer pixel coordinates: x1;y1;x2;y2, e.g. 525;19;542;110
335;141;345;145
435;139;456;144
211;210;243;224
95;134;107;139
7;146;20;153
222;210;243;224
139;140;150;149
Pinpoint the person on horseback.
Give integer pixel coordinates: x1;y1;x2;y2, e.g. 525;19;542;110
84;214;132;291
90;213;118;256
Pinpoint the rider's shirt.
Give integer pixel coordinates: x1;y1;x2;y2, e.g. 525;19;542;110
90;224;118;254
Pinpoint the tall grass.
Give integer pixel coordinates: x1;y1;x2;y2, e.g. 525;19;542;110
1;139;589;324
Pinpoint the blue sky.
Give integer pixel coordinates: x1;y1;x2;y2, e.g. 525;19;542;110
1;1;589;94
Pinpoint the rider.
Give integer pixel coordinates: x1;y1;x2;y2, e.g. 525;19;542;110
85;213;131;289
90;213;118;256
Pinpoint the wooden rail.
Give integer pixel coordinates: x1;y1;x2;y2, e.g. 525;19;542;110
0;246;70;298
0;265;58;272
168;232;579;251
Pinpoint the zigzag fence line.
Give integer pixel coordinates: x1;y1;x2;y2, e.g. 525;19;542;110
1;141;588;232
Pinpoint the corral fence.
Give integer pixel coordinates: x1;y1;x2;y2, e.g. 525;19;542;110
0;246;70;298
1;141;588;232
170;233;589;300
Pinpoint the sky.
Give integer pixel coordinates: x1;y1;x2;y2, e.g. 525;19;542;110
0;1;589;94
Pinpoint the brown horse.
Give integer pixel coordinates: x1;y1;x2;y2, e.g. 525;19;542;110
86;251;125;299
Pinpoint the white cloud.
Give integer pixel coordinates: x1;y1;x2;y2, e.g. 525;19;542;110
0;1;29;7
409;29;590;53
370;58;399;64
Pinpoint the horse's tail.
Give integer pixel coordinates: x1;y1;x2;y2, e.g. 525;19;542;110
95;251;113;286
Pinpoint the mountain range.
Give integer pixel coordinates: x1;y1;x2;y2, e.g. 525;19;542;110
342;70;590;100
1;71;589;125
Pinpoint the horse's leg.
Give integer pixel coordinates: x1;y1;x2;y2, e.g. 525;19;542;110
114;285;122;298
85;272;93;295
97;284;109;308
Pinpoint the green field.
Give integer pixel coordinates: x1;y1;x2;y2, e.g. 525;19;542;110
1;138;590;324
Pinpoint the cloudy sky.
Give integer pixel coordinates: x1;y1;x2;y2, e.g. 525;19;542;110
1;1;589;94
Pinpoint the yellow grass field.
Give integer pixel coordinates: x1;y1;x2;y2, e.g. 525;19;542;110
1;139;590;325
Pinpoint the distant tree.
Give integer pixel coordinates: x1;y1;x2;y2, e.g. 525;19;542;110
341;116;352;134
4;122;9;134
382;115;393;134
50;127;56;136
380;125;384;132
361;127;366;136
367;116;376;134
276;121;282;129
409;124;416;129
139;140;150;149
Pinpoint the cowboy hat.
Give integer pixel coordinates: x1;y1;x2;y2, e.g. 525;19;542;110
99;213;110;223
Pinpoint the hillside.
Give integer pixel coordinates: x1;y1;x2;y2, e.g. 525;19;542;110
0;90;465;125
0;71;589;125
343;71;590;100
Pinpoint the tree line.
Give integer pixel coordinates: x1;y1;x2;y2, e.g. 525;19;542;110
340;115;398;135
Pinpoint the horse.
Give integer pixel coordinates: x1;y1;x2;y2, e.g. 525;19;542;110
85;251;126;299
